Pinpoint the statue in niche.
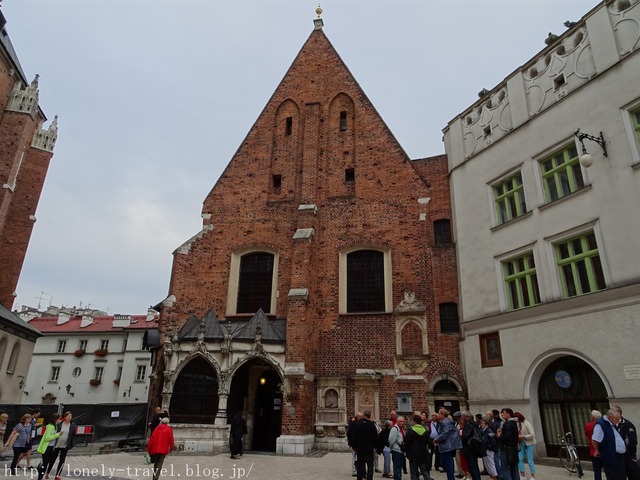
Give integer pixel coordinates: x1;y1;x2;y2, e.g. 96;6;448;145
324;389;338;408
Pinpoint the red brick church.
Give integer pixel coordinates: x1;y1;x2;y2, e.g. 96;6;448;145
151;13;463;454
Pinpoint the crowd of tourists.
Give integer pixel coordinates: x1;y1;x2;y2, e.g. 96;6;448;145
347;406;639;480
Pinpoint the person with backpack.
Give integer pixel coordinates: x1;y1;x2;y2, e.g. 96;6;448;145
389;415;407;480
404;412;431;480
460;411;485;480
480;415;498;480
377;420;393;478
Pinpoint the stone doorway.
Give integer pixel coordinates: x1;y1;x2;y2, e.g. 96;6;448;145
228;358;283;452
537;355;609;460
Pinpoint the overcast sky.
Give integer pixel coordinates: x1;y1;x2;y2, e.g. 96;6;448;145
4;0;589;315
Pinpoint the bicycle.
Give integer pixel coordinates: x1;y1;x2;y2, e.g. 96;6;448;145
558;431;584;478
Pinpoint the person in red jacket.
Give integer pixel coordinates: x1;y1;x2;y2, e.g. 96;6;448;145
586;410;604;480
147;417;175;480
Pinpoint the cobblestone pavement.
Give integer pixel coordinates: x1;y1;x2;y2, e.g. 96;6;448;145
1;452;591;480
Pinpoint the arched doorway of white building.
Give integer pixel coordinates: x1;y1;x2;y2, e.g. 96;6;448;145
169;356;219;424
428;377;466;415
228;357;283;452
537;355;609;460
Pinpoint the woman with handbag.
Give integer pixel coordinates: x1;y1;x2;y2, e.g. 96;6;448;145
5;413;33;475
44;410;76;480
36;413;61;480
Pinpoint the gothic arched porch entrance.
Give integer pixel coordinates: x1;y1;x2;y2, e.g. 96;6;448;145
228;358;283;452
169;356;219;424
538;356;609;460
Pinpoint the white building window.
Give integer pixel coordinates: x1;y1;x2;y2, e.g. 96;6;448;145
622;100;640;165
135;365;147;382
79;340;88;352
100;339;109;351
94;366;104;381
50;366;61;382
57;340;67;353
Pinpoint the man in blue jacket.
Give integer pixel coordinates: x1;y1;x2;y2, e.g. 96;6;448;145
434;409;462;480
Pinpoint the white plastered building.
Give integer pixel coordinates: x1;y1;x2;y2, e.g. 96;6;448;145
23;310;159;404
443;0;640;459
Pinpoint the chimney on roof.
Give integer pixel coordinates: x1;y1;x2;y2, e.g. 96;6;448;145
146;308;157;322
80;314;94;328
112;314;131;328
57;312;70;325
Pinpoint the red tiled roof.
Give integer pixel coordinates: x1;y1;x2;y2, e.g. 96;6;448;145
28;315;158;333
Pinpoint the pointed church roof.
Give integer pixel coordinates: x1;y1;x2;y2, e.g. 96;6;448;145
233;309;285;342
207;17;416;198
177;309;225;339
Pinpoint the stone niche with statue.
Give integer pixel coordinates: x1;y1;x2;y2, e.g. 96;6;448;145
314;377;349;451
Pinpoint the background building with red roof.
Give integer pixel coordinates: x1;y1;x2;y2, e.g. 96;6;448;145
23;308;159;404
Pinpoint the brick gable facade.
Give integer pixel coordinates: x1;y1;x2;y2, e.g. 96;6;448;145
154;21;462;454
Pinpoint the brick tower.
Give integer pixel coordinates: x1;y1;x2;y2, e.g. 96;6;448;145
153;13;462;454
0;9;57;310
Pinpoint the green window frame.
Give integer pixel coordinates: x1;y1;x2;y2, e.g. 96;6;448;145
503;252;541;310
631;107;640;145
555;232;606;298
540;145;584;202
494;172;527;224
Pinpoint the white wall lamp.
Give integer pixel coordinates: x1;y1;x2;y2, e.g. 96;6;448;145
575;129;608;167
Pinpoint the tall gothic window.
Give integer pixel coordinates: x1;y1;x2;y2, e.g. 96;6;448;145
346;250;385;312
237;252;275;313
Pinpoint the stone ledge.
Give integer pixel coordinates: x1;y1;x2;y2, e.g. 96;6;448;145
288;288;309;300
292;228;314;241
297;204;318;214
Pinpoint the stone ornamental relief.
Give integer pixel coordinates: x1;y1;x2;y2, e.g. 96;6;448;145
607;0;640;56
324;388;338;408
523;27;595;117
393;292;429;374
359;387;375;412
315;379;348;437
463;89;511;159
